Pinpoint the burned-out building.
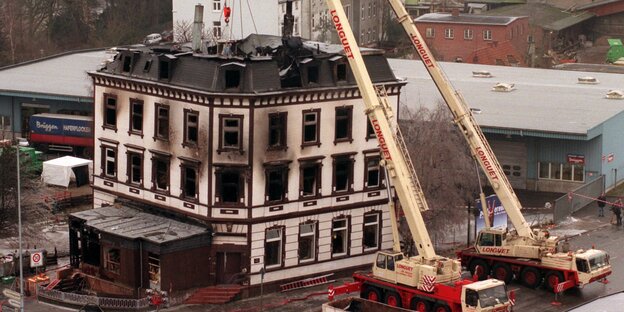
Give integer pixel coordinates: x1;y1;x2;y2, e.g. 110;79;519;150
70;11;404;296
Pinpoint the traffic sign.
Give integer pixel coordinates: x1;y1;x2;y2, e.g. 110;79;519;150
8;298;22;308
2;288;21;301
31;251;44;267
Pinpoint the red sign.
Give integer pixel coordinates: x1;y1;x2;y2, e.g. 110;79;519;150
567;154;585;164
608;153;615;163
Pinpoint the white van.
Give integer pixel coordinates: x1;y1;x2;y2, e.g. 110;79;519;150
144;33;162;45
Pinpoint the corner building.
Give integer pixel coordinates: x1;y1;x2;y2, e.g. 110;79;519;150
85;35;403;294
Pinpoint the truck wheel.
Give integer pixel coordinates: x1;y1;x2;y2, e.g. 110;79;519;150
492;262;513;284
410;298;430;312
520;267;542;289
361;286;382;302
433;303;451;312
384;291;402;307
469;259;490;280
544;271;565;292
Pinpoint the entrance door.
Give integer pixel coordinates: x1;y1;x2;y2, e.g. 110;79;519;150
490;141;527;189
216;252;242;284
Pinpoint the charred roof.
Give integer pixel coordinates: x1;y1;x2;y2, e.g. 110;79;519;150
96;34;397;94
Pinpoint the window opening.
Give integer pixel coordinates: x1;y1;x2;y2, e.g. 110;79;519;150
266;166;288;202
105;248;120;274
332;218;348;256
298;222;316;262
225;70;241;89
148;253;161;288
130;100;143;133
122;56;132;72
265;228;283;267
301;163;320;197
308;66;319;84
155;104;169;140
363;213;379;250
159;60;170;79
182;165;198;199
268;113;287;148
153;156;169;191
128;152;142;184
104;95;117;128
222;117;241;149
336;63;347;81
334;106;352;142
185;111;199;145
302;111;319;144
104;147;116;177
219;170;243;203
365;157;380;188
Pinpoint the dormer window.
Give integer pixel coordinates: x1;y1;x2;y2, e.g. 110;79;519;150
158;54;176;80
330;56;347;83
307;66;319;84
143;59;152;72
122;55;132;72
159;60;170;79
225;70;241;89
336;64;347;82
221;62;245;90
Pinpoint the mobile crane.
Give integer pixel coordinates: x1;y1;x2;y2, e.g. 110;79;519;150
382;1;611;292
326;1;514;311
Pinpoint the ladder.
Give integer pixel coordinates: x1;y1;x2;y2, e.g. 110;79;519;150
280;273;335;292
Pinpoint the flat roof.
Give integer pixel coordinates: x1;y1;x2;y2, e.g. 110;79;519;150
415;13;523;25
72;206;210;243
0;49;109;100
389;58;624;138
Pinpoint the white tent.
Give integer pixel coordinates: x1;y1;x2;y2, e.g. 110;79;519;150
42;156;93;187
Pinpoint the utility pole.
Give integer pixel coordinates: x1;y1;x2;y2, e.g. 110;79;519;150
17;146;24;312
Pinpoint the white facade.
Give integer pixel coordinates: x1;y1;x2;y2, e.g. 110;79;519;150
91;65;400;285
172;0;282;41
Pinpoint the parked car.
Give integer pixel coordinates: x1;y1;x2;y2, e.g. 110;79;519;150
144;33;162;45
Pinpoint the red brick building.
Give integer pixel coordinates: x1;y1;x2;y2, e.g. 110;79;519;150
414;11;529;66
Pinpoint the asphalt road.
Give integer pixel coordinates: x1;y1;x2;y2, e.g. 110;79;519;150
6;208;623;312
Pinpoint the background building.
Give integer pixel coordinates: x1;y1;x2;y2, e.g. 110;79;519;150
414;11;529;65
391;58;624;193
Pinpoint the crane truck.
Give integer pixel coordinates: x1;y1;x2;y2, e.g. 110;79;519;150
325;1;514;311
382;1;611;292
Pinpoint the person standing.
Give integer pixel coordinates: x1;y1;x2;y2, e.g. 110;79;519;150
611;199;622;226
597;192;607;217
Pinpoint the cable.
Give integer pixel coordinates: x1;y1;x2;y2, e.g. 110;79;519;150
245;0;258;35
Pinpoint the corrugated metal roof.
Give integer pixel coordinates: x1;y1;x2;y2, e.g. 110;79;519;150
389;58;624;139
414;13;523;25
0;49;109;99
72;206;209;243
484;3;576;29
543;11;595;31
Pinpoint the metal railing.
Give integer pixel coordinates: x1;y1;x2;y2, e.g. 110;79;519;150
553;175;604;223
37;285;150;310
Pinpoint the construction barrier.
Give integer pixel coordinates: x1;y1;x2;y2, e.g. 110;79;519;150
280;273;335;292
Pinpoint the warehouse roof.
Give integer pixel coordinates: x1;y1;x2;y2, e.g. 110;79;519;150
389;58;624;139
414;13;523;25
0;49;109;101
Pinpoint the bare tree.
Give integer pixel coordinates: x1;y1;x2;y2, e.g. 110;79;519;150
174;20;192;43
397;102;479;251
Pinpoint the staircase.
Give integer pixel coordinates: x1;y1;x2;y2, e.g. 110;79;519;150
185;285;244;304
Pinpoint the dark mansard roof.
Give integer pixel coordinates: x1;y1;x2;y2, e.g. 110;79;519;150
95;34;398;94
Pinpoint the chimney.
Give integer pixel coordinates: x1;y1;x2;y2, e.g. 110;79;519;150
452;8;460;17
192;4;204;52
282;0;294;39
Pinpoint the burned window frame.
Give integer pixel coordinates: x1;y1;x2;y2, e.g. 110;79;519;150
220;63;245;91
150;150;171;194
183;109;199;147
99;140;118;179
365;116;376;140
125;148;144;186
154;103;170;141
334;106;353;144
129;98;144;136
332;153;355;194
264;162;290;203
299;156;323;199
103;93;117;131
218;114;244;153
364;153;383;190
264;226;285;269
301;109;321;148
104;247;121;274
268;112;288;150
214;166;246;206
179;157;200;202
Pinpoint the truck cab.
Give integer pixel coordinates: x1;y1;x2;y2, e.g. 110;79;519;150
461;279;513;312
573;249;610;286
